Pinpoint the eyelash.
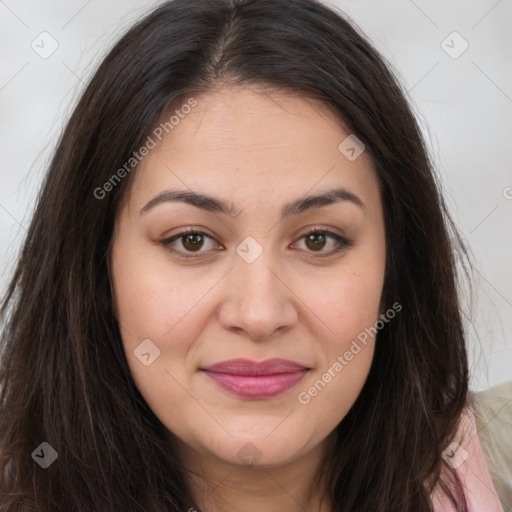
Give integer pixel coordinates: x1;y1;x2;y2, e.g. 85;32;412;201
160;227;353;260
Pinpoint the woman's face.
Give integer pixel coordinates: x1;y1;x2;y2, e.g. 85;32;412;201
110;86;386;471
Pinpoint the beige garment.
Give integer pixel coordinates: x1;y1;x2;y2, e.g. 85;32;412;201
472;379;512;512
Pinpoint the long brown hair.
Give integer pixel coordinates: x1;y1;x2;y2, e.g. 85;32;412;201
0;0;473;510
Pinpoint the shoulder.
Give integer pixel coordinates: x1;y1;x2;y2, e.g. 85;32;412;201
472;380;512;510
432;401;505;512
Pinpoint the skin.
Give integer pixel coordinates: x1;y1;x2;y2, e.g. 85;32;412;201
110;85;387;512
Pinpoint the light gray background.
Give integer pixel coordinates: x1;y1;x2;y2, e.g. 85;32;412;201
0;0;510;392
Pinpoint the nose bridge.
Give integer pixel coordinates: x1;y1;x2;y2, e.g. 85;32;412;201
235;235;281;302
219;235;297;339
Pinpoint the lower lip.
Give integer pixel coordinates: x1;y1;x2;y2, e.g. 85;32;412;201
202;369;309;399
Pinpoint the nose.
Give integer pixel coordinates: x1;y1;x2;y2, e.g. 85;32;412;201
218;245;299;342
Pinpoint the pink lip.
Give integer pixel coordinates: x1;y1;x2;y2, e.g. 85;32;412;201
201;358;310;399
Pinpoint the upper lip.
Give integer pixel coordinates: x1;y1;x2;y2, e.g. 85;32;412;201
201;358;309;376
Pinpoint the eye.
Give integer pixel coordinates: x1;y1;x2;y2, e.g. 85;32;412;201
160;228;220;258
160;227;352;259
292;228;353;257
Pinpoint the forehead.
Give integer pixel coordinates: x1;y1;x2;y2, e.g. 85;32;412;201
126;86;380;214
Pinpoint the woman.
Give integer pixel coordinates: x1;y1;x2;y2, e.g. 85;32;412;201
0;0;505;510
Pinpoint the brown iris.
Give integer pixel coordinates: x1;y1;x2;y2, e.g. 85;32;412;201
304;232;326;251
182;233;205;251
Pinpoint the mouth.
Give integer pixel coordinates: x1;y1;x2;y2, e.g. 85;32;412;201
200;358;310;399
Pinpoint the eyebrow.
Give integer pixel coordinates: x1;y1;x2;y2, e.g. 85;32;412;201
139;186;365;218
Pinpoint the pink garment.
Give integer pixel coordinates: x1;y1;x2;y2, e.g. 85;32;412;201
432;405;504;512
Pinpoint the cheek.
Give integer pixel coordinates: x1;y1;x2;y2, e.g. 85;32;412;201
112;256;203;422
111;244;212;343
300;349;374;433
297;281;379;423
296;256;385;353
110;244;223;403
294;258;384;417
